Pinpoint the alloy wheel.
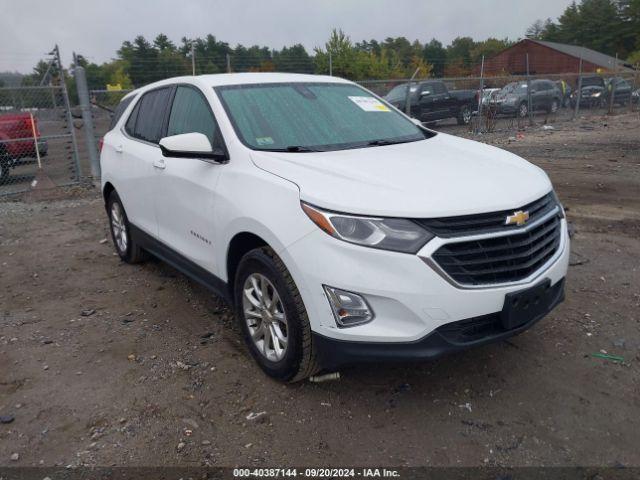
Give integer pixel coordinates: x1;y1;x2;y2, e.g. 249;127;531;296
462;107;471;124
242;273;288;362
519;103;528;118
110;202;128;254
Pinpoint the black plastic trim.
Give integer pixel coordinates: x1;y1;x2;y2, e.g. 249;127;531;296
129;224;232;305
312;278;565;370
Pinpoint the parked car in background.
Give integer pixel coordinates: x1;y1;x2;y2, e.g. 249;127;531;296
570;76;606;108
101;73;569;382
0;112;48;183
605;77;633;106
384;80;477;125
494;80;561;118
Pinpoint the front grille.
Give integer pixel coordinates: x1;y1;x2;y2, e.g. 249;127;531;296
432;214;562;286
416;192;557;237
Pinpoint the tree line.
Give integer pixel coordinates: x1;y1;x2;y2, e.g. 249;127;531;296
16;30;512;90
526;0;640;64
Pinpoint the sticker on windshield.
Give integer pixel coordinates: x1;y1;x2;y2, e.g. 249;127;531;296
348;96;390;112
256;136;274;146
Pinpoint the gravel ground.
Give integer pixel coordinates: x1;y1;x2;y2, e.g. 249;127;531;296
0;112;639;468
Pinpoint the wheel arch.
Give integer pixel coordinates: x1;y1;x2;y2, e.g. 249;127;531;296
102;182;115;210
226;231;270;296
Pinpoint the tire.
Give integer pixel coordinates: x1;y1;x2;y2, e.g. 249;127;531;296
0;147;11;185
517;102;528;119
456;105;472;125
234;247;320;382
549;99;559;114
107;190;147;264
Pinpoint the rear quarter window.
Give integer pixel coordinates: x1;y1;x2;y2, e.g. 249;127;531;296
109;95;135;131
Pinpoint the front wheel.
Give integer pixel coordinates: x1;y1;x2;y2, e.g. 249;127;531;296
517;102;529;119
456;105;472;125
234;247;319;382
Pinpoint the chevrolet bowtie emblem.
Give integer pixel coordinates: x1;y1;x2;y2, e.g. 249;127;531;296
505;210;530;226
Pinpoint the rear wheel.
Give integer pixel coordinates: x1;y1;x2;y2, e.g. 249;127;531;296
234;247;319;382
549;99;559;114
456;105;472;125
107;191;147;264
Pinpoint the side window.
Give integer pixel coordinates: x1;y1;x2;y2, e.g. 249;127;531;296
129;87;172;144
110;95;135;130
433;83;446;94
167;86;218;147
124;101;139;136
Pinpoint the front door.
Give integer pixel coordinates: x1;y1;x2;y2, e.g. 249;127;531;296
153;84;225;275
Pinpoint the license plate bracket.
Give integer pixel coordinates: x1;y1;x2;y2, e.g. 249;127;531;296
501;279;553;330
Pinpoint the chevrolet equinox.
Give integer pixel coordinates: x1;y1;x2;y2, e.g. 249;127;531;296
101;73;570;382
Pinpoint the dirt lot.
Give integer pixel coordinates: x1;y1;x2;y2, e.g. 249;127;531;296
1;112;639;468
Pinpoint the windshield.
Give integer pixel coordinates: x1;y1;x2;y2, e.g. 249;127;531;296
215;82;430;152
501;82;527;94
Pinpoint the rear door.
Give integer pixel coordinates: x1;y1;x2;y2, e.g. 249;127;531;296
153;84;226;274
117;87;173;237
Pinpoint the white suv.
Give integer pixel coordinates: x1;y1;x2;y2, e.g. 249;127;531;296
101;73;569;382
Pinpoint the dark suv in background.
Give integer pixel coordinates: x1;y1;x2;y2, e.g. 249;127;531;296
494;79;561;118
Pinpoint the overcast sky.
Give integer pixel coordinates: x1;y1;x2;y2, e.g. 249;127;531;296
2;0;575;73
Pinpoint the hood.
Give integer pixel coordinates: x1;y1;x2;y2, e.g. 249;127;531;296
250;133;552;218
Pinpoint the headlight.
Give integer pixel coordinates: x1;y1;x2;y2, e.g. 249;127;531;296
592;92;601;98
301;202;434;253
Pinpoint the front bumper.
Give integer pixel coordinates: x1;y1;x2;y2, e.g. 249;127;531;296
313;278;565;369
282;216;570;346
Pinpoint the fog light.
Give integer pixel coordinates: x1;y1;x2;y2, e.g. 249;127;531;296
323;285;374;328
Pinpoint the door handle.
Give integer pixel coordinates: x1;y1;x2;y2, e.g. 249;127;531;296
114;145;123;154
153;158;166;170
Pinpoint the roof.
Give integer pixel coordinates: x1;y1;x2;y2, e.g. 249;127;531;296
528;39;634;72
131;72;349;94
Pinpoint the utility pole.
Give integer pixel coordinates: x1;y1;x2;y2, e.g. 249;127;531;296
476;55;485;134
75;64;99;179
404;67;420;116
226;53;231;73
329;51;333;76
607;53;618;115
54;44;81;181
526;53;533;126
191;43;196;76
573;57;583;120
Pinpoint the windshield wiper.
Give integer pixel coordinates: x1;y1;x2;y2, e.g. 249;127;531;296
285;145;320;152
259;145;323;153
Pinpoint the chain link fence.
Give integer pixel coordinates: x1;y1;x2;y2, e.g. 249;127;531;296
0;86;80;198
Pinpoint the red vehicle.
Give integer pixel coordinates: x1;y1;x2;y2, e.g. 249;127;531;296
0;112;48;183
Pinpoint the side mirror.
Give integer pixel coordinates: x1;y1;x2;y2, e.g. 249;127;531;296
159;133;227;163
